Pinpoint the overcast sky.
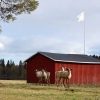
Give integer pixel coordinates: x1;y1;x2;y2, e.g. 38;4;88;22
0;0;100;64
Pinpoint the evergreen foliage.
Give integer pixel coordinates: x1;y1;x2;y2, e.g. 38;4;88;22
0;59;26;80
0;0;39;22
0;0;39;33
91;54;100;60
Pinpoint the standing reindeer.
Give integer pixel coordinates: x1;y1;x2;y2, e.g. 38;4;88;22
35;69;43;85
35;69;50;85
55;66;65;85
55;68;72;88
42;69;50;85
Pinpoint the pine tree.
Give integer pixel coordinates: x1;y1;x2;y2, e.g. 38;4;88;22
0;0;39;33
0;0;39;22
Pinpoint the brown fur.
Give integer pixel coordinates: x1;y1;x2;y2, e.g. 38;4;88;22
55;68;72;88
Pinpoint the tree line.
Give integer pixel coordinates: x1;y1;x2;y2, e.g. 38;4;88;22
91;54;100;60
0;59;26;80
0;55;100;80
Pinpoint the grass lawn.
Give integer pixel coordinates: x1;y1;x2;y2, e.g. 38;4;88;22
0;80;100;100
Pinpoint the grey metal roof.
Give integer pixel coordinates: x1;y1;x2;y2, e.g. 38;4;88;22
39;52;100;64
24;51;100;64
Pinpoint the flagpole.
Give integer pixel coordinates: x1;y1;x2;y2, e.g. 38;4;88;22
84;11;85;54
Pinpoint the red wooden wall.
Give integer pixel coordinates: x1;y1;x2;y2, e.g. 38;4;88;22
26;53;100;84
55;62;100;84
26;53;55;84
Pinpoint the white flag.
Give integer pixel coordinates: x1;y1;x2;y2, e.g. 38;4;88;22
77;12;84;22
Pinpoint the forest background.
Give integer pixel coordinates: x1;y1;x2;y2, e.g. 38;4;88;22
0;54;100;80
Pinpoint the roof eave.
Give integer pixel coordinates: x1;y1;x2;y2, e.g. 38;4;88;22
24;51;56;62
24;52;40;62
54;60;100;64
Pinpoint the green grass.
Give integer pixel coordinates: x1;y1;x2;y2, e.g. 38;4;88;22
0;80;100;100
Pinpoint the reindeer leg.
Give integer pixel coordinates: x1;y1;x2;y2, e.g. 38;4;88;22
49;78;50;85
65;78;67;88
59;78;61;87
62;78;65;87
63;79;66;88
48;78;50;85
47;78;49;85
60;78;62;85
38;78;41;85
66;78;70;88
56;79;58;87
40;77;43;85
42;77;44;86
44;78;46;86
56;79;59;87
38;80;40;85
68;79;70;88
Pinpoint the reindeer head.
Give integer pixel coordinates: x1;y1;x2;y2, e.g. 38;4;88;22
66;68;72;72
59;66;65;71
34;69;38;72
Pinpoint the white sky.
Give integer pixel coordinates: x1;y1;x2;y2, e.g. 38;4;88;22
0;0;100;64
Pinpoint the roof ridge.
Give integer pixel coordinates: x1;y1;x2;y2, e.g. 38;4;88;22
39;51;87;56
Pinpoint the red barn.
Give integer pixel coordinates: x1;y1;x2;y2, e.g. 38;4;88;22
24;52;100;84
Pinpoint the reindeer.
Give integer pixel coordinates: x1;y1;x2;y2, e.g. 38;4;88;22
55;66;65;85
55;68;72;88
35;69;50;85
34;69;43;85
42;69;50;85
